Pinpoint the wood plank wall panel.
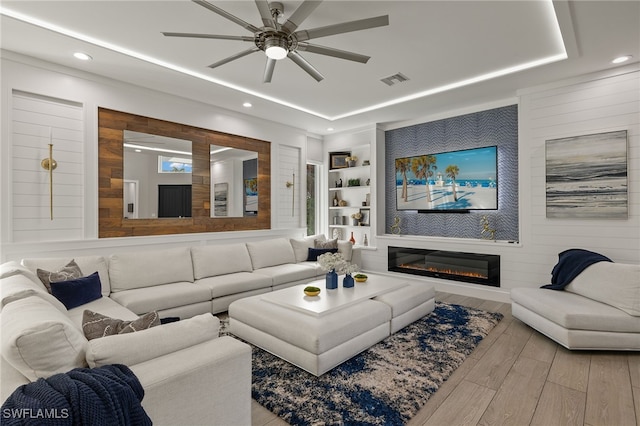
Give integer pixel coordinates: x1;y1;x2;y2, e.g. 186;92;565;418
98;108;271;238
11;91;84;242
519;68;640;281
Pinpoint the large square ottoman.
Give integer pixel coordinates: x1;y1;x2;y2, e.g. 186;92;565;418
374;282;436;333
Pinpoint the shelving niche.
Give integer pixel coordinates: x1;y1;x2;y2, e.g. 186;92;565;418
328;162;371;247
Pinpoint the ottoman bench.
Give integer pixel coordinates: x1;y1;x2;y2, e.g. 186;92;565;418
229;294;391;376
374;282;436;334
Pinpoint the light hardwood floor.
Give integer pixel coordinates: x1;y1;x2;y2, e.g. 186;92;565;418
250;292;640;426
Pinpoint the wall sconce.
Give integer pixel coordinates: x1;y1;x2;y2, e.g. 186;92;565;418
286;173;295;216
40;143;57;220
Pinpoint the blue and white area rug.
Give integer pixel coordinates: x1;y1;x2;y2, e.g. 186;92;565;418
250;302;503;425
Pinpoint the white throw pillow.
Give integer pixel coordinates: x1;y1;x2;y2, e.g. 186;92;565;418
191;244;253;279
86;313;219;368
565;262;640;316
290;234;326;263
1;296;87;381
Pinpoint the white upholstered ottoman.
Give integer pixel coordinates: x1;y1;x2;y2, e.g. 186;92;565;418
374;283;436;333
229;293;391;376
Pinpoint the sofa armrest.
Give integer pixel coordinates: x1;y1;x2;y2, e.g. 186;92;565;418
130;336;252;426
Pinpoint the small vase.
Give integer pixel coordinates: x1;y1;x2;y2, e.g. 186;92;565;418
349;232;356;245
343;273;354;288
326;270;338;290
352;219;359;226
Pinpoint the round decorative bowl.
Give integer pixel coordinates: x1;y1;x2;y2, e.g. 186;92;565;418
354;275;368;283
304;286;321;297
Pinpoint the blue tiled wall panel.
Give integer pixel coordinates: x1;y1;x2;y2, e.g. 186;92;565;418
385;105;519;241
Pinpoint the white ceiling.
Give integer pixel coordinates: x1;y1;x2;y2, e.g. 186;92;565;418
1;1;638;135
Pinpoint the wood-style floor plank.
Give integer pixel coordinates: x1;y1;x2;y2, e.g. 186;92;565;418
423;380;495;426
547;346;591;393
585;353;636;426
530;381;586;426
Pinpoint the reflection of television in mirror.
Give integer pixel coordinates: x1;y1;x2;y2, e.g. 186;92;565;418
395;146;497;212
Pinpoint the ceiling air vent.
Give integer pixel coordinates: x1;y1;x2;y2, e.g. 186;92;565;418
381;72;409;86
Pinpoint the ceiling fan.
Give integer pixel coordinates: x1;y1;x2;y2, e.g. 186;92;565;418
162;0;389;83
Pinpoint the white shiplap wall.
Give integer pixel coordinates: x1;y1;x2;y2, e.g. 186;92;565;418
10;91;84;242
276;145;301;228
518;66;640;286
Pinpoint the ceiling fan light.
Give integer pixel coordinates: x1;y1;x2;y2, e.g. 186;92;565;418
264;37;288;60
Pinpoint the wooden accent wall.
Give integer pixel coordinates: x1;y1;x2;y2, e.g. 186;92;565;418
98;108;271;238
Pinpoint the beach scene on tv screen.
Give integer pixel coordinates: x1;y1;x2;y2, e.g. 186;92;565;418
396;146;497;211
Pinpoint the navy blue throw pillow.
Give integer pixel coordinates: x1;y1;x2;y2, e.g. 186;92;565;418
50;271;102;310
307;247;338;261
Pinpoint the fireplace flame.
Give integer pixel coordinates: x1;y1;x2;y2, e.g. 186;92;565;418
399;263;488;279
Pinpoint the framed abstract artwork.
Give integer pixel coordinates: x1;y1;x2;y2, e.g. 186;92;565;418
545;130;627;219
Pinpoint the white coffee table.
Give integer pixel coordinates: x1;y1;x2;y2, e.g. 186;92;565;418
260;274;408;316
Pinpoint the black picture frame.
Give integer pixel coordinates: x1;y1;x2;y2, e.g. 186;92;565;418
359;208;370;226
330;152;350;170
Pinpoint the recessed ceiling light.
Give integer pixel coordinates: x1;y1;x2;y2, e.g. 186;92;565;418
135;149;142;153
243;102;252;108
612;55;632;64
327;127;334;131
73;52;92;61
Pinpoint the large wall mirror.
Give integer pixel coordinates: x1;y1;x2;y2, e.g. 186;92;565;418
99;108;271;238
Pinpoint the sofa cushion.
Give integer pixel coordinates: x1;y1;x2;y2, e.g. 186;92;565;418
511;287;640;333
86;313;219;368
0;261;38;282
36;259;83;293
67;296;139;328
246;239;296;270
109;247;194;292
0;273;67;313
290;235;325;263
109;282;211;315
252;263;318;286
23;256;111;297
191;244;253;279
50;272;103;310
196;272;272;298
565;262;640;316
338;240;354;263
82;310;160;340
1;296;87;381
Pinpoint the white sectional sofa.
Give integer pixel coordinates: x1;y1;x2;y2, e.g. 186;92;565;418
511;261;640;350
0;235;360;423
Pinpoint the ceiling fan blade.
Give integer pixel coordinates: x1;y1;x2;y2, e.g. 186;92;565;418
282;0;322;33
287;51;324;82
192;0;260;33
254;0;276;28
296;43;370;63
162;32;254;42
263;58;276;83
208;47;260;69
294;15;389;42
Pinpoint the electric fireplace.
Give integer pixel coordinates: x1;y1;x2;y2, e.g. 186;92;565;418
388;246;500;287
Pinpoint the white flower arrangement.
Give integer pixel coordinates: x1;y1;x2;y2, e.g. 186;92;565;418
317;252;359;275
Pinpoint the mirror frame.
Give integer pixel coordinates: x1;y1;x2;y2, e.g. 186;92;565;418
98;108;271;238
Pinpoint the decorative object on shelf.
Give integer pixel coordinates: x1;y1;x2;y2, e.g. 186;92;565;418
351;212;362;226
345;155;358;167
354;273;368;282
363;234;368;246
363;160;370;166
391;216;402;234
480;215;497;240
335;178;342;188
40;134;57;220
330;152;350;169
332;228;343;240
333;192;339;207
366;178;370;186
303;286;321;297
333;212;340;225
359;209;370;226
349;232;356;244
347;178;360;187
339;200;348;207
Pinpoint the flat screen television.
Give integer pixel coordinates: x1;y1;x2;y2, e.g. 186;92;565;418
395;145;497;212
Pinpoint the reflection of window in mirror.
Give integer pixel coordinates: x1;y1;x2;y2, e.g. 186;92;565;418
123;130;192;219
210;145;258;218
